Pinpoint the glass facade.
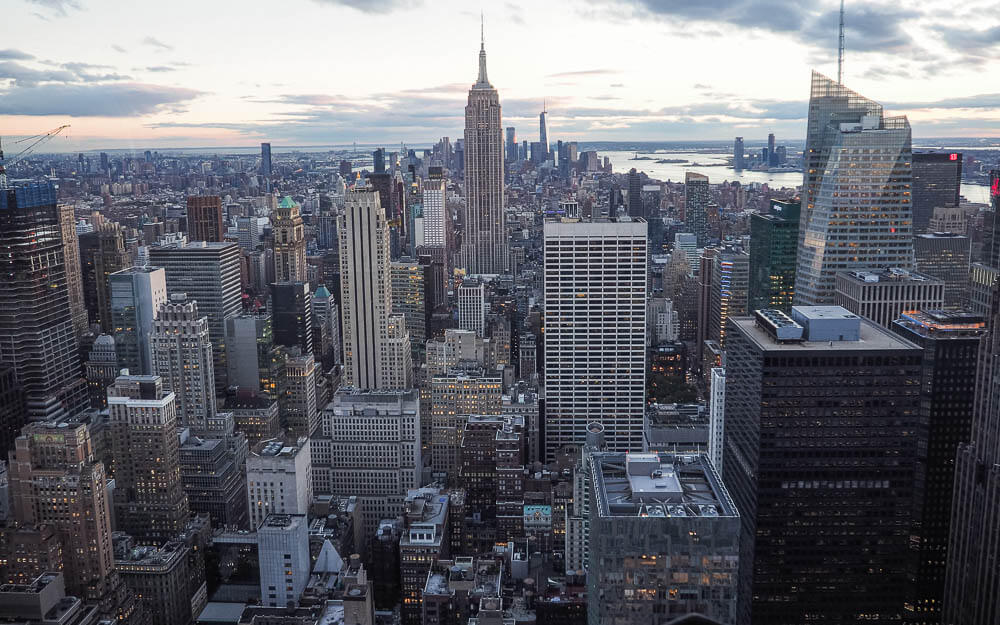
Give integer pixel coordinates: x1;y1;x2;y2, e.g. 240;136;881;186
912;152;962;233
749;199;800;312
795;72;914;305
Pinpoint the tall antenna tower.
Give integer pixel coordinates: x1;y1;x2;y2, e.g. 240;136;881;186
837;0;845;84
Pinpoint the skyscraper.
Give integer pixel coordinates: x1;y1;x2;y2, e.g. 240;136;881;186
422;170;447;248
270;281;314;355
59;204;88;338
538;106;549;160
626;168;643;218
724;307;922;623
708;247;749;346
543;219;647;461
795;72;914;305
943;285;1000;623
748;199;800;312
260;142;272;192
505;127;516;164
148;241;242;391
338;188;412;391
273;196;307;283
186;195;225;242
891;310;985;622
0;182;88;420
733;136;744;171
912;152;962;233
108;374;190;544
93;223;133;332
224;313;285;396
373;147;386;174
457;279;486;337
766;132;776;166
914;232;971;307
85;335;118;409
684;172;709;246
151;294;216;432
463;33;507;274
110;266;167;376
283;353;318;438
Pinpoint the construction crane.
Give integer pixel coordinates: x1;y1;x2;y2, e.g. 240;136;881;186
0;124;71;190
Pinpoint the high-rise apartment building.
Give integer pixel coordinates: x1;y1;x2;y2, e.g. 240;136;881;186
148;241;241;391
912;152;962;233
110;266;167;376
338;188;412;391
108;374;190;544
748;199;799;312
914;232;971;307
795;72;914;304
724;307;922;624
0;182;87;420
587;452;740;625
891;310;985;621
684;172;709;246
273;196;307;283
943;287;1000;623
458;279;487;337
835;268;945;328
186;196;225;242
59;204;89;338
543;219;647;460
247;437;312;531
708;247;749;346
151;294;216;432
463;35;507;274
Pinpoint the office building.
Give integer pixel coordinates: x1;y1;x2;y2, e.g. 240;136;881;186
108;375;189;544
89;223;133;333
84;335;119;410
795;72;914;304
0;573;101;625
273;196;307;283
425;329;490;376
247;436;313;531
538;107;549;159
463;33;508;274
684;172;709;246
400;488;451;625
373;148;385;174
227;390;280;445
587;452;739;625
311;284;341;369
543;219;647;460
257;514;310;608
708;367;725;473
733;137;744;170
748;199;799;312
708;247;749;346
225;313;285;397
891;310;985;621
943;286;1000;623
0;368;23;459
179;430;249;530
318;389;421;535
110;266;167;376
835;268;945;328
270;281;313;355
422;171;447;249
505;127;516;164
148;241;242;391
260;142;272;191
0;183;88;421
187;196;225;242
116;539;192;625
9;422;115;601
724;307;923;624
59;204;89;338
982;170;1000;270
283;354;318;438
429;373;502;477
458;279;487;337
627;168;643;218
151;294;216;432
914;232;971;308
338;188;412;391
391;258;429;352
912;152;962;233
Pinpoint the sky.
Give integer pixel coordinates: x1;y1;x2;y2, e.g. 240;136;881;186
2;0;999;151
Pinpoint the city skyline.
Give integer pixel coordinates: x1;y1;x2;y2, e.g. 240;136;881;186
2;0;999;150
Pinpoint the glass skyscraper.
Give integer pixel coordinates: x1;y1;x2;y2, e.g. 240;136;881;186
795;71;914;305
748;199;800;312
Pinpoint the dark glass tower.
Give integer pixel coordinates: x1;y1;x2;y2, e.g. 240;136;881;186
0;182;88;420
626;168;643;218
891;310;985;623
748;199;800;312
270;281;313;356
724;307;922;624
912;152;962;233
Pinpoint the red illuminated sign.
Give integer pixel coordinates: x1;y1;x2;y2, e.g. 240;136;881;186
992;174;1000;199
949;153;958;161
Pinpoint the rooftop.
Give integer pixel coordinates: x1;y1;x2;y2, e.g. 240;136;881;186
838;268;941;284
734;311;918;352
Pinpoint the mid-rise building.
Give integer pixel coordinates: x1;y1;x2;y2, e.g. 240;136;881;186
543;219;647;460
425;329;490;376
179;429;249;530
187;195;225;243
257;514;310;608
107;375;190;543
835;268;945;328
116;539;192;625
429;374;502;478
226;390;280;445
724;306;922;623
795;72;914;305
587;452;739;625
151;294;216;432
110;266;167;376
0;182;88;420
914;232;971;308
399;488;450;625
247;436;312;531
748;199;799;312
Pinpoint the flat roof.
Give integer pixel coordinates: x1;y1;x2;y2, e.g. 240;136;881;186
731;315;919;352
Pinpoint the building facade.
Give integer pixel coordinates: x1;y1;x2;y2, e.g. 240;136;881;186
748;199;799;312
110;266;167;376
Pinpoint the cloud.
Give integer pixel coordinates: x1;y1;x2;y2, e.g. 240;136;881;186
546;69;621;78
932;24;1000;53
111;44;128;53
890;93;1000;111
0;82;203;116
24;0;81;16
311;0;417;12
142;37;174;51
143;66;178;73
0;60;130;86
0;49;34;61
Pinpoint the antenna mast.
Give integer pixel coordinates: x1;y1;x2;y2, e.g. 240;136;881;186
837;0;845;84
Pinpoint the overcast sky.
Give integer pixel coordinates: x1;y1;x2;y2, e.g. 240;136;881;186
2;0;999;151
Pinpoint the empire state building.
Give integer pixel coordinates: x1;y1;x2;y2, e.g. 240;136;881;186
463;32;508;275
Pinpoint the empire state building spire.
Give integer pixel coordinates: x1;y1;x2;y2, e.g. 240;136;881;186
475;13;491;88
